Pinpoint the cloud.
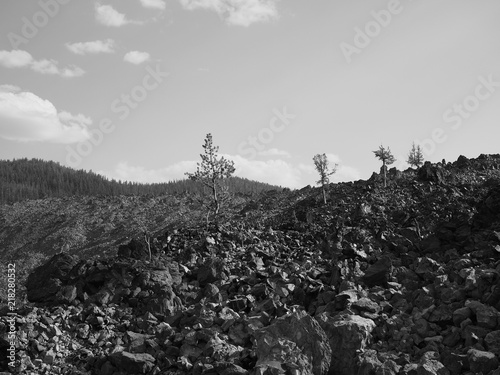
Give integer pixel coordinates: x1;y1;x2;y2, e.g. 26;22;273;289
139;0;166;10
0;50;32;68
66;39;115;55
0;87;92;143
334;165;362;183
124;51;151;65
0;50;84;78
0;84;21;93
306;153;362;184
179;0;279;27
100;160;196;183
95;3;141;27
230;154;303;188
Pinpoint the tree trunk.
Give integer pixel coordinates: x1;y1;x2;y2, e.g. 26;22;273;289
383;160;387;188
213;186;219;216
322;185;327;205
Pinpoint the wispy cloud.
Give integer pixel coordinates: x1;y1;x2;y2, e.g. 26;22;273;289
0;86;92;143
0;50;84;78
100;160;196;183
179;0;279;27
124;51;151;65
66;39;116;55
139;0;166;10
95;3;141;27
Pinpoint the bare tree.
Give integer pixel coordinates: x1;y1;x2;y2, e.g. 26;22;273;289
373;145;396;187
313;153;337;204
185;133;235;225
407;142;424;168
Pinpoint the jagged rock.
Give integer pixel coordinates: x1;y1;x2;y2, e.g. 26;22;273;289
362;256;392;287
117;238;149;259
316;312;375;375
254;309;331;375
474;185;500;227
452;306;471;326
357;350;383;375
465;300;500;329
197;257;226;287
486;331;500;356
418;162;445;184
416;352;449;375
12;154;500;375
26;253;79;303
108;351;156;374
441;351;467;375
467;348;499;374
414;257;443;280
463;325;490;346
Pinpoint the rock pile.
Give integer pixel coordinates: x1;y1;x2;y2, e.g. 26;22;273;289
2;154;500;375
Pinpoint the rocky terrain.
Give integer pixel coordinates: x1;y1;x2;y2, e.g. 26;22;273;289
2;154;500;374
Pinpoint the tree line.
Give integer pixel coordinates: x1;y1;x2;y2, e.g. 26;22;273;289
0;158;279;205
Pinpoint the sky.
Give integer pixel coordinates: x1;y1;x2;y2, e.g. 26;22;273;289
0;0;499;189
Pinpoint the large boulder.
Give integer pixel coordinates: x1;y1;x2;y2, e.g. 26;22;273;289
197;257;226;287
253;309;332;375
108;351;155;374
362;256;392;287
117;238;149;260
316;312;375;375
418;162;445;184
467;348;499;374
474;185;500;228
26;253;79;303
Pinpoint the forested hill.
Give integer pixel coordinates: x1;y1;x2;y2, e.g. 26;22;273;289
0;158;281;204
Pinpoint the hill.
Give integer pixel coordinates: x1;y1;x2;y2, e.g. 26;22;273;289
2;154;500;374
0;158;280;204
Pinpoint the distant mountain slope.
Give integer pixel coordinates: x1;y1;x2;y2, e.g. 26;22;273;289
0;158;281;204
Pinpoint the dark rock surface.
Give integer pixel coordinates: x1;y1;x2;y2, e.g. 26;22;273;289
3;154;500;374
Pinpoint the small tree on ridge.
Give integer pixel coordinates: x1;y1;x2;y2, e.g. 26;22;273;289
373;145;396;188
313;153;337;204
407;142;424;169
185;133;235;225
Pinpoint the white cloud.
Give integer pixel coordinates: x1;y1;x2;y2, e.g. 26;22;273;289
31;59;60;75
59;66;86;78
100;160;196;183
179;0;279;27
0;84;21;93
139;0;166;10
0;87;92;143
334;165;362;183
95;3;141;27
66;39;115;55
0;50;32;68
124;51;151;65
230;154;303;188
306;153;362;184
0;50;84;78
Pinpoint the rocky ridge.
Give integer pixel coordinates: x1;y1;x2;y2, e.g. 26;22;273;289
2;154;500;374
